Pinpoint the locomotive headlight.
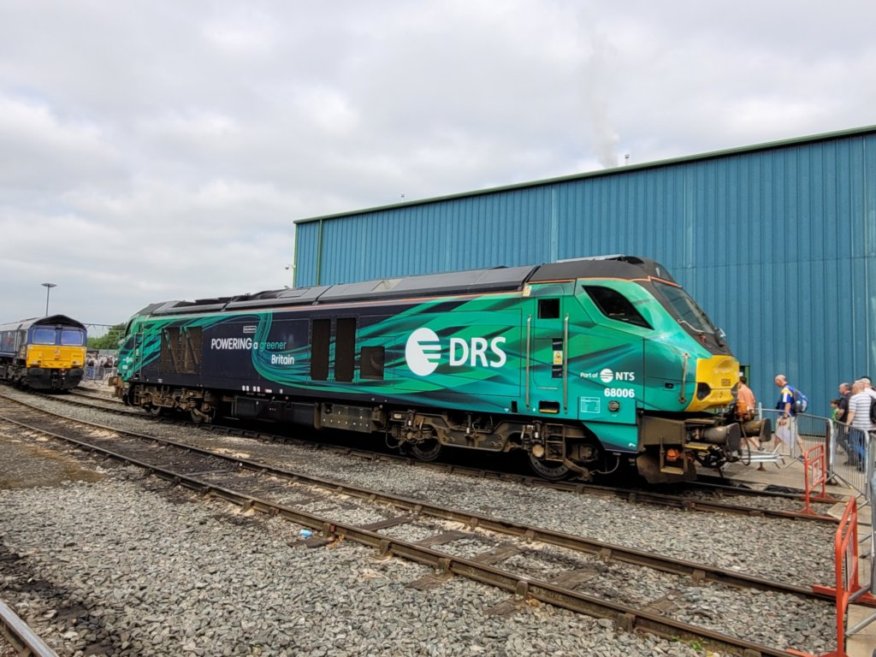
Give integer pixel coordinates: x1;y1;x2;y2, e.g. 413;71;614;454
696;383;711;400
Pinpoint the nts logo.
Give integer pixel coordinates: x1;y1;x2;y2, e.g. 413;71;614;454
405;328;508;377
405;328;442;376
599;368;614;383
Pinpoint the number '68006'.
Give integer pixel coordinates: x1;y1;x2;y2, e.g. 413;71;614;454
604;388;635;398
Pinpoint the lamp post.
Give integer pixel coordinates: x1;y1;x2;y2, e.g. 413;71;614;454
41;283;56;316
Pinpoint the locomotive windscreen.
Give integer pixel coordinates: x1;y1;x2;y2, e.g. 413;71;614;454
652;282;717;334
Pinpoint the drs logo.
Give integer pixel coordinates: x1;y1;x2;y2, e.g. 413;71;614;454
405;328;507;377
405;328;443;376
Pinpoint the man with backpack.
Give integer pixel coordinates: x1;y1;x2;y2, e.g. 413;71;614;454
772;374;806;458
845;378;876;472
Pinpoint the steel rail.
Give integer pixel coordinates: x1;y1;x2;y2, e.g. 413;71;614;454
0;599;59;657
0;410;805;657
19;386;829;506
68;389;124;404
32;390;137;416
11;388;840;523
691;474;836;501
280;445;837;524
321;447;839;522
0;396;839;604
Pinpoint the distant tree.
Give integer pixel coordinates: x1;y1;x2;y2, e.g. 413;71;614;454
87;323;126;350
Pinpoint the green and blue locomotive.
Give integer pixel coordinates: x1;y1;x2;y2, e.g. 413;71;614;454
114;256;742;482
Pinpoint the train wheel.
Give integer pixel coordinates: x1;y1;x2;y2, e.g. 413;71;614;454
410;438;443;462
148;404;164;417
190;407;214;425
528;455;571;480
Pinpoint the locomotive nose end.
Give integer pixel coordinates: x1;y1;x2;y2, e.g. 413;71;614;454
686;355;739;411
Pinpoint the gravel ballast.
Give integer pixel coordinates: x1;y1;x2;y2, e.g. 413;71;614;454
0;389;842;654
1;461;717;656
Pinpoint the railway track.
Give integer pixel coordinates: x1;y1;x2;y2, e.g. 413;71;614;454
26;387;840;524
53;388;138;416
0;394;838;656
0;598;58;657
68;387;122;403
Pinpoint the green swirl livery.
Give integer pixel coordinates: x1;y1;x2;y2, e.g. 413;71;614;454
115;256;743;483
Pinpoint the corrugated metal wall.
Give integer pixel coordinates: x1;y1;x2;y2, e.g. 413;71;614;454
293;128;876;415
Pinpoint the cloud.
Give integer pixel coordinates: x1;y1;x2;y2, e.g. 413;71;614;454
0;94;122;190
0;0;875;326
202;7;279;54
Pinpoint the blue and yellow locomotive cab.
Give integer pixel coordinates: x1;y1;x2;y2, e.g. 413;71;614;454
0;315;87;391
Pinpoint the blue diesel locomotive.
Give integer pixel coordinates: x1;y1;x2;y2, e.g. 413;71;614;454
0;315;88;391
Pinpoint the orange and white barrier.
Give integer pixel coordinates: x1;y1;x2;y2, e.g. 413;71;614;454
801;444;835;515
808;498;876;656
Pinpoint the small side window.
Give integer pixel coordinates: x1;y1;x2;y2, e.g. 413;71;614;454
584;286;651;329
360;346;385;380
538;298;560;319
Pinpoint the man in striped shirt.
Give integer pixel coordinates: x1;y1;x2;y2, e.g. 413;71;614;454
845;379;876;472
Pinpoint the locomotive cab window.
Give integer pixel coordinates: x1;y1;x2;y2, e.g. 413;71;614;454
61;328;85;346
31;327;56;344
583;286;651;329
653;281;716;334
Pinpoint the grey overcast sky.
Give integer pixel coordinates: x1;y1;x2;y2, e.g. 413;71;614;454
2;0;874;330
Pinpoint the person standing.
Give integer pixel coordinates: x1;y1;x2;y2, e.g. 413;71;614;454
836;382;853;464
845;378;876;472
736;376;757;422
735;376;762;460
772;374;805;457
837;382;852;423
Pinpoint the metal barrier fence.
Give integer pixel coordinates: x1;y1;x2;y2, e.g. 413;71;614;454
749;408;831;470
810;476;876;655
747;408;873;499
83;366;117;382
828;423;872;500
801;444;832;515
734;408;876;653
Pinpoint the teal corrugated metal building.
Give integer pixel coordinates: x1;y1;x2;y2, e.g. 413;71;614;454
294;125;876;413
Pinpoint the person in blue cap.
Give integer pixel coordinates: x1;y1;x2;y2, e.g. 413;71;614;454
772;374;805;457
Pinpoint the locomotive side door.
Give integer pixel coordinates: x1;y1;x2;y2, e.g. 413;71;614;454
524;292;569;417
132;331;144;380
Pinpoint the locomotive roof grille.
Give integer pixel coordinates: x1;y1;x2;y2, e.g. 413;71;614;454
135;255;671;317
